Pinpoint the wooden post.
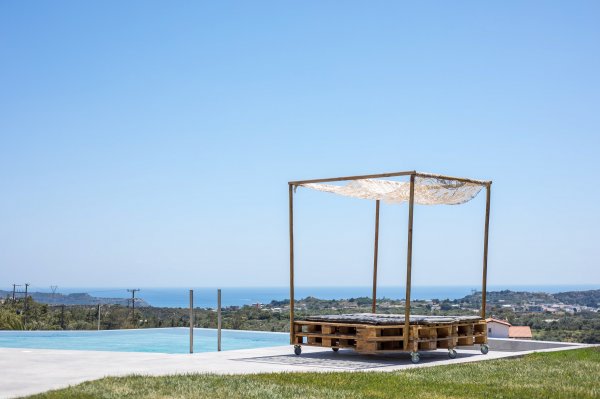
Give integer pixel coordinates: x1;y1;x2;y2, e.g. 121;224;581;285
481;183;491;318
217;289;222;351
289;184;295;345
371;200;380;313
189;289;194;354
404;174;415;351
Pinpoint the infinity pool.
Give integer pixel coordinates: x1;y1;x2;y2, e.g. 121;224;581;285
0;328;289;354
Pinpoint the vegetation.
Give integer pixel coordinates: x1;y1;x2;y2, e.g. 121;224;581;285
26;348;600;399
2;289;600;343
505;311;600;343
0;307;23;330
0;297;289;331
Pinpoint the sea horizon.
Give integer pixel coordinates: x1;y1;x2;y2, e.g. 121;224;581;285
23;284;600;308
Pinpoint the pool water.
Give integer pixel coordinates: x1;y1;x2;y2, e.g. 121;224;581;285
0;328;289;354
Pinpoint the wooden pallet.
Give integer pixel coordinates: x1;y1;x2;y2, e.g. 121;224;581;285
293;319;487;354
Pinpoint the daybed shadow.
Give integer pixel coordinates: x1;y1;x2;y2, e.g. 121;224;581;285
234;350;480;370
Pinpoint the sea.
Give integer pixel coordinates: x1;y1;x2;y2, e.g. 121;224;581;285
39;285;599;309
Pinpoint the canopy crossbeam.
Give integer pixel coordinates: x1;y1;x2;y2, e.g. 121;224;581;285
289;171;490;186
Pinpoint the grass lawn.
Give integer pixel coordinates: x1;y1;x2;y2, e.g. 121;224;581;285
27;348;599;399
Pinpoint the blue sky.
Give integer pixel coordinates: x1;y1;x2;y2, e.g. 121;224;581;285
1;1;598;289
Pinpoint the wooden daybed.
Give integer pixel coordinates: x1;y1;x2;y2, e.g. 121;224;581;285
287;171;492;363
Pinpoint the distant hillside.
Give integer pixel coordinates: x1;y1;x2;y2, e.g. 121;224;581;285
554;290;600;307
0;291;150;307
460;290;555;305
460;289;600;307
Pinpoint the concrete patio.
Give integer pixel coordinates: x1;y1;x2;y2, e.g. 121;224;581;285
0;338;591;399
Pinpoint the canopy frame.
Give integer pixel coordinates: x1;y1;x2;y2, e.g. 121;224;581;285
288;171;492;350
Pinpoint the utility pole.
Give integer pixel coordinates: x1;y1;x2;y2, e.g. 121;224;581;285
127;289;140;325
12;284;23;302
97;303;101;330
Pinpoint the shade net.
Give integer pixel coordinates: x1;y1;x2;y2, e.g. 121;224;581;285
299;175;484;205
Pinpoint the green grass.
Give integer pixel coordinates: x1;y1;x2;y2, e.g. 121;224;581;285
27;348;599;399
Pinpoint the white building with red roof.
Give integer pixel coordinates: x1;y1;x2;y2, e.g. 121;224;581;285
486;318;532;339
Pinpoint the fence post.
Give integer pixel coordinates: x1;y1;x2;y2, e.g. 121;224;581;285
190;289;194;354
218;289;222;351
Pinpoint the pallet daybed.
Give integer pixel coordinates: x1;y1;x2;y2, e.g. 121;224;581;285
288;171;492;363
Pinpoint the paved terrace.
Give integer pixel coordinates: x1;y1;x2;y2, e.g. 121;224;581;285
0;338;591;399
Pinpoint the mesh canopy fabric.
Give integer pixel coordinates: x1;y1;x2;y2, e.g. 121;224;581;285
299;175;484;205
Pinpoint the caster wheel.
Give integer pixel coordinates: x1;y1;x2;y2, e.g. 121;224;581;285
410;352;420;364
448;349;457;359
480;344;489;355
294;345;302;356
332;347;339;352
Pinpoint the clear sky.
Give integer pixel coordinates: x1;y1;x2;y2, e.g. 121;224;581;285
1;1;599;289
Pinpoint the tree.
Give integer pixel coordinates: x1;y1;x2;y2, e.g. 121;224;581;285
0;308;23;330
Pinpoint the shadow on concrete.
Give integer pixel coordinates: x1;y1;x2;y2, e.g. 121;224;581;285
235;349;480;370
473;338;580;352
236;339;581;370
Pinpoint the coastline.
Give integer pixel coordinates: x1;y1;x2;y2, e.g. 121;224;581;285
12;285;600;308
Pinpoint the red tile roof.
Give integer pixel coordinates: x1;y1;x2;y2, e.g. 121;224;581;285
509;326;532;339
